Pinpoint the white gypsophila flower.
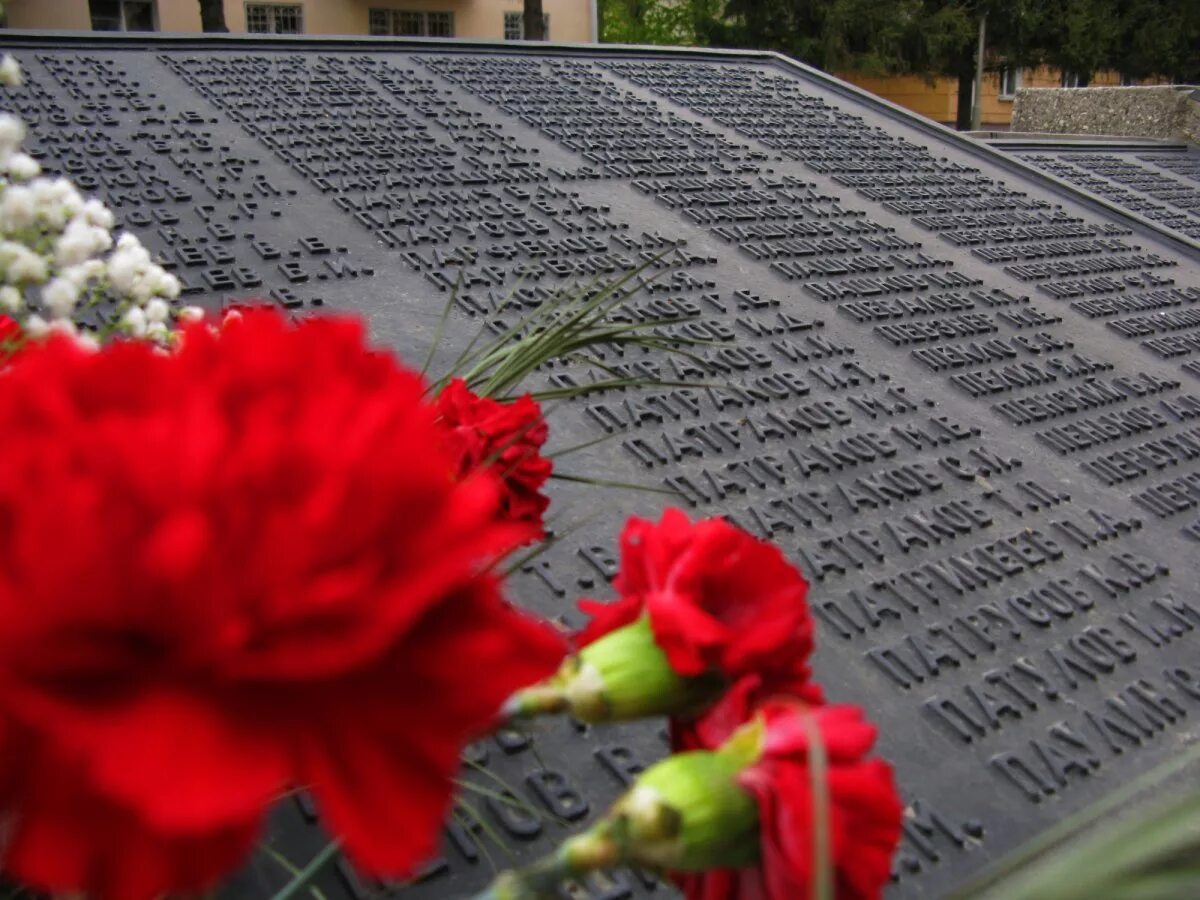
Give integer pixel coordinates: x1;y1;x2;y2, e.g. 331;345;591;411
115;232;142;252
0;239;24;266
126;263;172;305
41;277;79;319
0;185;36;230
157;272;181;300
130;279;156;305
61;259;105;287
33;177;76;206
177;305;204;323
30;178;83;228
0;55;22;88
80;198;115;230
4;244;47;284
75;331;100;352
120;305;147;337
55;219;112;266
7;153;40;181
23;313;48;338
47;317;77;338
0;114;25;158
145;321;169;342
0;285;20;314
54;231;95;267
106;249;148;296
144;297;169;323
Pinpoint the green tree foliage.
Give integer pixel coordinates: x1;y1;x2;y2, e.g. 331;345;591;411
897;0;1045;128
673;0;1197;128
1032;0;1123;83
698;0;948;74
1014;0;1198;84
600;0;724;46
696;0;1044;76
695;0;1041;127
1112;0;1200;82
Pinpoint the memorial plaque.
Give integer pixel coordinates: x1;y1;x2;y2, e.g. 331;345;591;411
2;33;1199;899
1001;141;1200;243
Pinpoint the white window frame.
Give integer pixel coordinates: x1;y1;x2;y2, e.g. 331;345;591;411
998;66;1021;100
1061;71;1081;88
504;10;549;40
245;3;304;34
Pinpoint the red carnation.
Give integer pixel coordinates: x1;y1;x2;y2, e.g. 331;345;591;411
434;378;552;536
670;666;824;754
0;310;566;899
578;508;814;681
675;702;903;900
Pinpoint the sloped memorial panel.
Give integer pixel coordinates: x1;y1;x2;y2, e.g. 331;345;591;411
1009;144;1200;243
1;34;1199;900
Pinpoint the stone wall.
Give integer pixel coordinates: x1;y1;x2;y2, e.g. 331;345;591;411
1012;85;1200;143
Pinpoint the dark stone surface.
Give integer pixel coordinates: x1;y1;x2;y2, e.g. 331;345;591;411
1007;143;1200;242
2;35;1199;900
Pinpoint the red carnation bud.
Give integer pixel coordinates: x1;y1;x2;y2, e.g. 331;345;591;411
505;508;817;724
477;701;902;900
581;508;815;679
434;378;553;539
676;701;904;900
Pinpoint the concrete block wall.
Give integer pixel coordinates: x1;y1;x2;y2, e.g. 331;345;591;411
1012;85;1200;143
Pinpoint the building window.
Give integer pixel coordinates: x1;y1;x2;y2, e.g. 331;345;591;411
998;66;1021;100
371;10;453;36
245;3;303;33
89;0;156;31
1061;71;1081;88
504;11;549;39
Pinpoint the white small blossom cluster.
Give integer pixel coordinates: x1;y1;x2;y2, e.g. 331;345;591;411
0;55;203;354
0;55;21;90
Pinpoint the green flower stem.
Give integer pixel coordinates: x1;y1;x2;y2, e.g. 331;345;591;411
470;827;621;900
501;679;569;719
804;714;834;900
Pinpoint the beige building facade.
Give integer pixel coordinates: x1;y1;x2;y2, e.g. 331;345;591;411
5;0;597;43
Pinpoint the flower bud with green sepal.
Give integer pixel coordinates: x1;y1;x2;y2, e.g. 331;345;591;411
504;615;725;723
615;714;765;871
472;716;768;900
476;703;904;900
503;507;817;725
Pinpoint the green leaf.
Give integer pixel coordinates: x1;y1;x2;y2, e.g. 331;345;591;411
971;790;1200;900
551;471;681;496
267;839;341;900
546;432;616;460
258;844;331;900
421;268;465;377
456;797;519;866
953;741;1200;900
433;251;709;403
